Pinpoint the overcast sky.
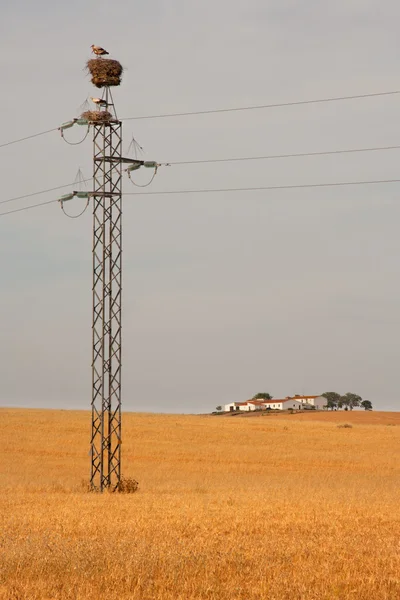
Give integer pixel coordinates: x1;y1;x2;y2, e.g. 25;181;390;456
1;0;399;412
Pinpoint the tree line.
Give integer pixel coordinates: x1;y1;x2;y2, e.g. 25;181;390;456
252;392;373;410
322;392;372;411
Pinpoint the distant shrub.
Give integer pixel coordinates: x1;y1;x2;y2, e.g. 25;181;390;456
81;477;139;493
337;423;353;429
117;476;139;494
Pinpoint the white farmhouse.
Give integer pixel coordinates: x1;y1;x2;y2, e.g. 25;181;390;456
261;399;304;410
288;395;327;410
223;401;257;412
223;402;239;412
223;398;304;411
223;395;326;412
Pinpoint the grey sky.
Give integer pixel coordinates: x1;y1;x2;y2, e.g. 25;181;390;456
1;0;399;412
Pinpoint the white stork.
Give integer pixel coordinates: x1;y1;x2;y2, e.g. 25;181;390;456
91;97;108;107
91;45;109;56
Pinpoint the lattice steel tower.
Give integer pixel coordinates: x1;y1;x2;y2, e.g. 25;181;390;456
90;86;123;491
59;53;159;491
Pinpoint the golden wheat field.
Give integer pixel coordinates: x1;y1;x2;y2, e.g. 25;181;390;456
0;408;399;600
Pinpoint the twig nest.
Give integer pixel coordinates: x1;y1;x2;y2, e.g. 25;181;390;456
81;110;113;123
86;58;123;88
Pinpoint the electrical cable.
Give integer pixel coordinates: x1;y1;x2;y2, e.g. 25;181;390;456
1;177;400;218
2;89;400;150
61;126;90;146
61;198;90;219
3;143;398;209
121;90;400;121
2;143;399;210
128;169;158;188
0;127;59;149
0;199;59;217
2;138;400;214
123;178;400;196
167;145;400;166
0;179;91;207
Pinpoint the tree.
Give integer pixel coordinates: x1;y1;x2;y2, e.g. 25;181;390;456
322;392;341;411
252;392;273;400
361;400;373;411
340;393;362;411
215;406;222;412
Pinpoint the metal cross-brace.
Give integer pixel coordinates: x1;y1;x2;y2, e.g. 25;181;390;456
90;116;123;491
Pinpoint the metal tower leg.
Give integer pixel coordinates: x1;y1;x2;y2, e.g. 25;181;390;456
90;111;122;492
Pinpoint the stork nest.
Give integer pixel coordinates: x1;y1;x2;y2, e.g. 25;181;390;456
86;58;123;88
81;110;113;123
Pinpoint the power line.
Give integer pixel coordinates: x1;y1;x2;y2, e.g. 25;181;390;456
122;90;400;121
0;199;58;217
168;144;400;166
0;180;91;207
123;178;400;196
3;140;400;216
0;127;59;149
2;89;400;151
3;144;398;210
1;178;400;218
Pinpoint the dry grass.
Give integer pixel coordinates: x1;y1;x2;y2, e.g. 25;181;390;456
81;110;113;123
0;408;399;600
224;409;400;425
86;58;123;88
272;410;400;425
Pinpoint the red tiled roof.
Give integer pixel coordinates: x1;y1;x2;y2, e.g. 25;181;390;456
260;398;304;404
236;397;318;407
252;399;289;404
290;395;320;399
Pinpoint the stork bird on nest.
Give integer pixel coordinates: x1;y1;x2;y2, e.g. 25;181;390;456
91;97;108;108
91;45;109;57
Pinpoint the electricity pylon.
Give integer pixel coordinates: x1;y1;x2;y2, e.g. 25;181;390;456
90;87;123;491
59;60;160;492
